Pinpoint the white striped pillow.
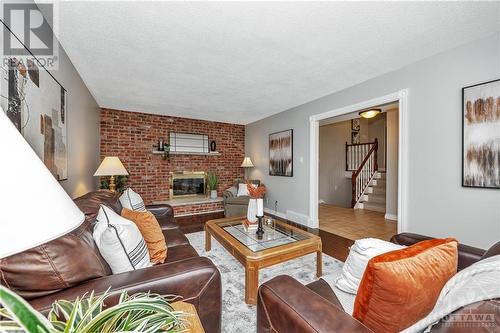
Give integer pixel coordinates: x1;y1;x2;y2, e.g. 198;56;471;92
93;205;151;274
119;188;146;212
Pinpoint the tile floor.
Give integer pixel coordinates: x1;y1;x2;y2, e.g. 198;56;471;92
319;204;397;241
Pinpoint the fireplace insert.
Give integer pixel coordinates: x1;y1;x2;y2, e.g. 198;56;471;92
170;171;206;198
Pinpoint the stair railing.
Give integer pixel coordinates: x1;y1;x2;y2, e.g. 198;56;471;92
351;138;378;208
345;141;377;171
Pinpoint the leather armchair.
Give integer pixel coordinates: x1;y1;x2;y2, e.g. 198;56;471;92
257;233;500;333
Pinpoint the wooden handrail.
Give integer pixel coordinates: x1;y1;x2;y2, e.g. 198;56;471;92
351;138;378;208
345;140;377;147
352;139;378;178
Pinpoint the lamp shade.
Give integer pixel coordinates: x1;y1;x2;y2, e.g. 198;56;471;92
241;157;254;168
0;108;85;259
94;157;129;176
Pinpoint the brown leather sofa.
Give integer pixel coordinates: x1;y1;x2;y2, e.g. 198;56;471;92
257;233;500;333
0;190;221;333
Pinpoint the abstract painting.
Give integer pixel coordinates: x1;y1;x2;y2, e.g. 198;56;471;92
269;129;293;177
1;56;68;180
462;79;500;189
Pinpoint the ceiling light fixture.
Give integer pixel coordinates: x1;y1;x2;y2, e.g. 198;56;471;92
359;108;381;119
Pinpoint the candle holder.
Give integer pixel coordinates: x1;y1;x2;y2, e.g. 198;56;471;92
256;215;264;237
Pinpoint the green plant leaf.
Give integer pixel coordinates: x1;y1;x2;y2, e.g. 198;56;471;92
0;285;52;333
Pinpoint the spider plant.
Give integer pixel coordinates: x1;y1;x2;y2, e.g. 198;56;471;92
0;285;188;333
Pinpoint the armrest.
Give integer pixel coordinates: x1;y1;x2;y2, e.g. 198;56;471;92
30;257;221;333
257;275;372;333
391;233;485;271
222;188;236;200
146;204;177;230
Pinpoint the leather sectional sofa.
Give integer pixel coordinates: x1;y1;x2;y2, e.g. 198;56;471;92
0;190;222;333
257;233;500;333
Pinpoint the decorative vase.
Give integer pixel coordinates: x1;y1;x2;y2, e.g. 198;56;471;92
247;198;258;223
210;190;217;199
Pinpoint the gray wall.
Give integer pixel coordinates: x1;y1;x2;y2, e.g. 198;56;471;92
246;33;500;249
386;109;398;217
319;121;352;207
2;3;101;198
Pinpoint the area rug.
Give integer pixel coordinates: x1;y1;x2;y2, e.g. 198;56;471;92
186;231;344;333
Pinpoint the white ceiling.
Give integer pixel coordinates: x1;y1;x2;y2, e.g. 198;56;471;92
48;1;499;124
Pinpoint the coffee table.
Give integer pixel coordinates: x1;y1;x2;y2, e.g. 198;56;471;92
205;216;322;304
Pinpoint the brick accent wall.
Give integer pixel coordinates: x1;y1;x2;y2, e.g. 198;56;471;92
100;108;245;204
173;201;225;217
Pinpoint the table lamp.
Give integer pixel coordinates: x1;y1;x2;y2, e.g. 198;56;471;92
94;156;129;192
241;157;254;180
0;108;85;259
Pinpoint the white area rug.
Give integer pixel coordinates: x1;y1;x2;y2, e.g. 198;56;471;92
186;231;344;333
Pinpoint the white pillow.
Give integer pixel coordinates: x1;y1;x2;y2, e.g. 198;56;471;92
93;205;151;274
120;188;146;212
335;238;405;294
237;183;257;197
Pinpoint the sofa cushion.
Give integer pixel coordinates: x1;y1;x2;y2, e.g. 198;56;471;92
225;196;250;205
306;279;344;310
163;228;190;248
353;238;458;333
120;188;146;212
122;208;167;264
93;205;152;274
0;216;110;300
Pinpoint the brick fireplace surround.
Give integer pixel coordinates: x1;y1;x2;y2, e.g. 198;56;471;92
100;108;245;227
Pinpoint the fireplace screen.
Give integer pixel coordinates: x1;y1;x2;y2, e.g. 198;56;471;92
170;171;206;198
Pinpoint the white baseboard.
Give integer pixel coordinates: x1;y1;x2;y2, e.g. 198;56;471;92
385;213;398;221
264;208;311;228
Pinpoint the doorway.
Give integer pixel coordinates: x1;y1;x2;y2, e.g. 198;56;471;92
318;104;398;240
309;90;409;236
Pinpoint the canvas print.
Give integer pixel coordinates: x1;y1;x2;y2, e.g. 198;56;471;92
352;119;360;131
351;131;360;144
1;56;68;180
269;129;293;177
462;79;500;189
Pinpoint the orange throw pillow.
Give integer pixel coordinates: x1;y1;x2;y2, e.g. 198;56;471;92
353;238;458;333
121;208;167;264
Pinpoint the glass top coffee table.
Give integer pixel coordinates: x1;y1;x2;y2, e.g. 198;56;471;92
205;216;322;305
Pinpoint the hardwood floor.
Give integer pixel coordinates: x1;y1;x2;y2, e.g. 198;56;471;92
319;204;397;241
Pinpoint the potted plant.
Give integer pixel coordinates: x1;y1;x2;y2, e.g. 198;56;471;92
206;172;219;199
0;285;188;332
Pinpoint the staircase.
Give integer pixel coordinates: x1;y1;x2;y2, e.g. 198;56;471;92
355;172;386;213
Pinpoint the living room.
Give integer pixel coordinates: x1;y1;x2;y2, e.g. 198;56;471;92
1;2;499;333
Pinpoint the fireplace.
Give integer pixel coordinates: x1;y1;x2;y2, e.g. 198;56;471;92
170;171;206;199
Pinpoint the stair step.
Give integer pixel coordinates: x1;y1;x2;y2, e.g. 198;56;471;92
371;186;386;195
362;202;386;213
364;193;385;204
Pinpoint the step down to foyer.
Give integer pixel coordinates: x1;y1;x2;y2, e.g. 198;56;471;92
355;172;386;213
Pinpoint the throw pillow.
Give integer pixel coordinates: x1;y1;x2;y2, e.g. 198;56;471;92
119;188;146;212
93;205;151;274
353;238;458;333
335;238;405;294
237;183;257;196
121;208;167;264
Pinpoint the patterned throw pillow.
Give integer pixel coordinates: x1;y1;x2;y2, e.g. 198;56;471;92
119;188;146;212
93;205;151;274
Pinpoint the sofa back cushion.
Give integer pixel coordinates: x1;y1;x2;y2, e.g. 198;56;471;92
353;238;458;333
0;190;119;300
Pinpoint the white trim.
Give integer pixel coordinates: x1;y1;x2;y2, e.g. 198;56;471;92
264;207;287;220
309;89;409;233
385;213;398;221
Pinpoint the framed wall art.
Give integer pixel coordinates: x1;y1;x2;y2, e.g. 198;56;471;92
269;129;293;177
462;79;500;189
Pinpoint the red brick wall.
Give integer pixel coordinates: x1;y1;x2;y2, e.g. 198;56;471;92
173;201;225;217
100;108;245;204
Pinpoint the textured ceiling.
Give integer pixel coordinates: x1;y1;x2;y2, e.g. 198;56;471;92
48;1;499;124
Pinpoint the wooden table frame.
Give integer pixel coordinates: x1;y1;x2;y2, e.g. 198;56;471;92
205;216;322;305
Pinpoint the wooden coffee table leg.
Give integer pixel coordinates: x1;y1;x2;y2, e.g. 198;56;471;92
316;250;323;277
245;263;258;305
205;230;211;251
